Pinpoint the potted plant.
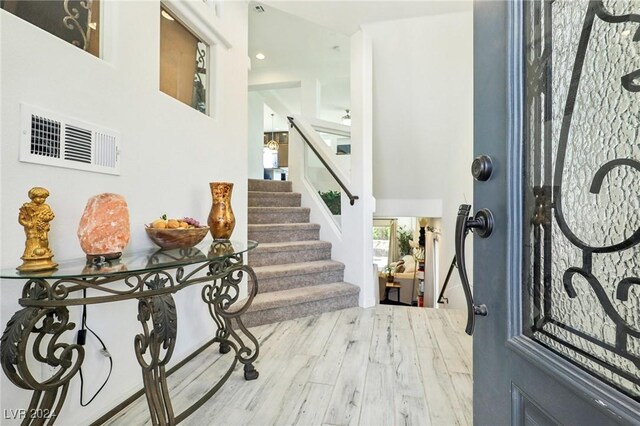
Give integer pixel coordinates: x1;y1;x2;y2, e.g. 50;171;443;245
318;190;341;215
384;264;395;283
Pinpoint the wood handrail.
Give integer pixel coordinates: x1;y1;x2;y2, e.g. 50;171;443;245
288;116;359;206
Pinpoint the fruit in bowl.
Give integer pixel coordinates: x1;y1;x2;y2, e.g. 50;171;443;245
145;215;209;249
150;216;201;229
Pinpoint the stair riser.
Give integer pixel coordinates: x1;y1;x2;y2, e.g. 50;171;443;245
249;195;301;207
252;269;345;293
248;248;331;267
240;294;359;328
248;228;319;243
248;211;309;224
248;180;292;193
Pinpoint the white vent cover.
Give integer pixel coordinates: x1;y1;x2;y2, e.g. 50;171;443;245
20;104;120;175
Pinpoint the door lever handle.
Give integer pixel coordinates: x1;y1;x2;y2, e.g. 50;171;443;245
455;204;492;335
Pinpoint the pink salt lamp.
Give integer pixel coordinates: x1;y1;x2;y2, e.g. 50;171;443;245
77;193;130;260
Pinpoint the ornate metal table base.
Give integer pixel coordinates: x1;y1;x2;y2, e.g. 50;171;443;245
0;242;260;425
1;302;84;426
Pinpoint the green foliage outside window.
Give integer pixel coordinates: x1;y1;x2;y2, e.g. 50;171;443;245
318;190;341;215
373;226;390;240
397;226;413;257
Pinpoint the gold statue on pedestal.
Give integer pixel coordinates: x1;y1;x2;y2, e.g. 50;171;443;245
17;187;58;272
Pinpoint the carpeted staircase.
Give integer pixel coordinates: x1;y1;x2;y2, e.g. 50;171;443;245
242;179;360;328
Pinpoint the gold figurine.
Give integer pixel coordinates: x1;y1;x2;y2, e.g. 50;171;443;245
17;187;58;272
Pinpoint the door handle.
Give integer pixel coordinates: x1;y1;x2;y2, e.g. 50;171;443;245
455;204;492;335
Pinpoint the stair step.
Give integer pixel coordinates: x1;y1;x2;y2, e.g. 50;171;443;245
248;240;331;267
250;260;345;293
248;207;310;224
240;282;360;328
248;191;301;207
248;179;292;193
248;223;320;243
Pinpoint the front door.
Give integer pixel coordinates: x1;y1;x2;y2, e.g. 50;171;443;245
471;1;640;424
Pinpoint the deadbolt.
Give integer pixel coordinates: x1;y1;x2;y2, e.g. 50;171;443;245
471;155;493;181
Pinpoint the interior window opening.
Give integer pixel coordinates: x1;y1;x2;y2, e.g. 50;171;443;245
159;6;209;114
2;0;101;57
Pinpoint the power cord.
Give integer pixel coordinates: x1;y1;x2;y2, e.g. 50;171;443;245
77;288;113;406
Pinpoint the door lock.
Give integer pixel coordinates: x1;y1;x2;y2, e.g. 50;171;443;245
471;155;494;181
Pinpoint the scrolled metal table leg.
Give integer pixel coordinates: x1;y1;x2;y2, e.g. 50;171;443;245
202;281;232;354
218;341;231;354
135;274;178;426
202;264;260;381
243;363;259;381
0;305;84;425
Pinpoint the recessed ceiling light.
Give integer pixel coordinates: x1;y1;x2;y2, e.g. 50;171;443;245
256;53;266;60
161;10;175;21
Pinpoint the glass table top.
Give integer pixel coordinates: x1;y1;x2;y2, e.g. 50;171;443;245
1;240;258;280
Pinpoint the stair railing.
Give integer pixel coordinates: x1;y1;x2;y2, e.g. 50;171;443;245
286;112;375;309
288;116;359;206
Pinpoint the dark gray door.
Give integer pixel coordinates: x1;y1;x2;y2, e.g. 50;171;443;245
469;1;640;424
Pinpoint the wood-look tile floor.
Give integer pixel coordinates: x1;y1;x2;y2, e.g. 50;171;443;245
105;306;472;426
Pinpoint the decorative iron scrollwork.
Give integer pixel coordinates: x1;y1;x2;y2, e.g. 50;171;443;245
0;242;260;423
525;0;640;400
202;264;260;379
193;42;207;113
63;0;93;50
135;273;178;425
1;308;41;375
0;305;84;423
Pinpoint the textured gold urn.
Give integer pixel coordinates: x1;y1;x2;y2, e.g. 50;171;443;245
207;182;236;240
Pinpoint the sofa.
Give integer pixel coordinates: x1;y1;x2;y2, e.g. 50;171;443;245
378;255;418;305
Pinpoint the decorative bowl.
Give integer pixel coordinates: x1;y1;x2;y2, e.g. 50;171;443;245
145;226;210;250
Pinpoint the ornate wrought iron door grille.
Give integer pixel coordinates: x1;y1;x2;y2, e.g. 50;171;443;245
524;0;640;401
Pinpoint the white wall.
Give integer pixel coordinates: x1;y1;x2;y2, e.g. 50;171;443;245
248;92;265;178
287;30;375;309
346;30;375;307
0;1;248;423
250;69;348;124
365;6;474;310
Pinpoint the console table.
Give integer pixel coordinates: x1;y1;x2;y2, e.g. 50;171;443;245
0;240;259;425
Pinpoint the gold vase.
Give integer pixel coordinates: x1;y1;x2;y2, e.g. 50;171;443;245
207;182;235;240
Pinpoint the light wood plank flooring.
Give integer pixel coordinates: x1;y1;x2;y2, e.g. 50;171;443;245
105;306;472;426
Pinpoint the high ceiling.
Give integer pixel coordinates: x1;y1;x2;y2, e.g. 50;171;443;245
249;2;352;126
249;1;471;127
249;2;350;74
262;0;472;36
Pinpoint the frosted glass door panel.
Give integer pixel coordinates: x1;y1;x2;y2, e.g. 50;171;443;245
523;0;640;400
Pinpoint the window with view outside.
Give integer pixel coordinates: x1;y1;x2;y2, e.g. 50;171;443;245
160;6;208;114
2;0;100;57
372;224;391;270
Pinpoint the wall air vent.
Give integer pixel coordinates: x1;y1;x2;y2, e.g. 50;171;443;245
64;125;92;163
20;104;120;175
30;115;61;158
